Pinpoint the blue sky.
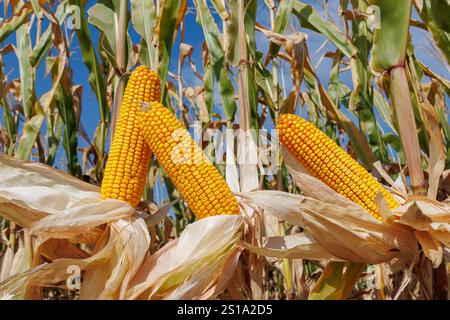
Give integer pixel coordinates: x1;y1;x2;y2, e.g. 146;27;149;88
1;0;449;171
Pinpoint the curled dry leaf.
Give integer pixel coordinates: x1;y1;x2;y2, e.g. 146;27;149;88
243;190;418;265
0;154;135;239
0;218;150;300
124;215;243;300
241;149;450;272
391;197;450;267
421;103;446;200
0;154;247;300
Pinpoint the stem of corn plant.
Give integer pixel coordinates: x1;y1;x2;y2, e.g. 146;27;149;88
110;0;128;144
117;0;127;76
9;221;16;252
237;0;252;193
269;2;293;297
390;66;426;194
279;223;294;299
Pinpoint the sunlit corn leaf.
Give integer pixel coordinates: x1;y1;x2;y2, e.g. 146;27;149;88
370;0;412;72
155;0;187;103
15;15;35;119
0;2;31;43
130;0;157;69
308;261;366;300
193;0;237;121
68;0;110;174
346;0;389;163
87;0;132;70
15;18;67;160
29;1;70;68
415;0;450;65
267;0;294;61
292;1;354;59
225;0;239;66
54;65;83;177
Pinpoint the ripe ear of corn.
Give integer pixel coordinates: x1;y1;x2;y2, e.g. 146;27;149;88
277;114;399;220
138;101;240;219
101;66;161;207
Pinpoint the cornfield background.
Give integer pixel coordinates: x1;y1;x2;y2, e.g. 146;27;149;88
0;0;449;300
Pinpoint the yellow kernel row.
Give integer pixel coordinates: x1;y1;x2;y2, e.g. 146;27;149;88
277;113;399;220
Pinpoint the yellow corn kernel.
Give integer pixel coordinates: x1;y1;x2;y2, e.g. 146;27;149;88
277;114;399;220
101;66;161;207
138;102;240;219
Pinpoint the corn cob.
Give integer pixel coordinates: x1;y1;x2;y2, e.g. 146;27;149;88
101;66;161;207
277;114;398;220
138;101;240;219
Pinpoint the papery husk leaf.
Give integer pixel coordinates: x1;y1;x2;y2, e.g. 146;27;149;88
394;197;450;227
240;202;264;300
0;218;149;300
414;230;443;268
373;161;408;202
39;239;90;261
0;154;135;238
80;218;150;299
125;215;243;300
237;233;339;261
0;232;34;299
393;198;450;252
238;190;306;227
164;247;241;300
0;248;14;282
243;190;418;264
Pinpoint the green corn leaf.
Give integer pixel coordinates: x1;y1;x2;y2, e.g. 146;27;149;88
203;61;214;118
30;1;70;68
46;113;63;167
87;0;133;69
0;4;31;43
370;0;412;72
429;0;450;33
194;0;237;121
69;0;110;173
415;0;450;66
15;21;35;119
0;97;16;156
293;1;354;59
226;0;239;66
309;262;366;300
156;0;187;104
54;69;82;177
268;0;293;59
130;0;157;69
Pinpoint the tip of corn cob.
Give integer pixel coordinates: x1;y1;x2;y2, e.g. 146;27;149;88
277;113;399;221
138;101;240;219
